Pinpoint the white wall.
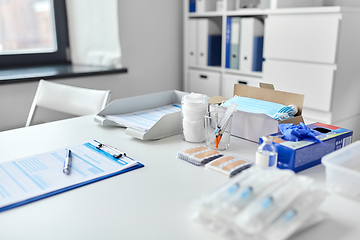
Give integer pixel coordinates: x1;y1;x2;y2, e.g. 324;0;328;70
322;0;360;7
0;0;183;131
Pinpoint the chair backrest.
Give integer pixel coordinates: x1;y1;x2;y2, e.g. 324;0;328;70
25;80;111;127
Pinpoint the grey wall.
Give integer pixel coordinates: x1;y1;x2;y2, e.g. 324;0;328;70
0;0;183;131
323;0;360;7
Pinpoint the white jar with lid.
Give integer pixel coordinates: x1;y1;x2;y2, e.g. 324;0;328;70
181;93;208;143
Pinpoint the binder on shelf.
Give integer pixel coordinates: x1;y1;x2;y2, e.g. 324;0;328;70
189;0;196;12
225;17;231;68
95;90;188;140
0;140;144;213
188;19;198;66
239;0;257;8
230;17;241;69
198;19;208;66
235;0;241;9
198;18;221;66
239;17;264;72
208;35;222;66
195;0;218;12
224;0;241;10
252;36;264;72
196;0;205;12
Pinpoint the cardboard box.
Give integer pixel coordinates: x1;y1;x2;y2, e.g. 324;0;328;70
264;122;353;173
209;83;305;142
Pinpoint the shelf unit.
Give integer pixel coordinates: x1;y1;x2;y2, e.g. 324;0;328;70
262;6;360;141
184;1;360;140
184;1;267;99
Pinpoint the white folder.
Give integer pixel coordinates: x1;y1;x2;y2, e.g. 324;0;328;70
188;19;198;66
196;0;205;12
198;18;222;66
239;18;264;72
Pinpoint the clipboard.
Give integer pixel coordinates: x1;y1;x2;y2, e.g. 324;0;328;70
0;140;144;213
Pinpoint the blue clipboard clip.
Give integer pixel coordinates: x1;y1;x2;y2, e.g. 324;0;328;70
95;140;126;159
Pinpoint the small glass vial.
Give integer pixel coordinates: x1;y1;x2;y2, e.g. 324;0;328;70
256;136;278;168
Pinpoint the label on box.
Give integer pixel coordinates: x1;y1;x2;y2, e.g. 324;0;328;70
256;152;277;167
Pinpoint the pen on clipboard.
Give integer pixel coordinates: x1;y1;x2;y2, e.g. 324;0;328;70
63;149;72;174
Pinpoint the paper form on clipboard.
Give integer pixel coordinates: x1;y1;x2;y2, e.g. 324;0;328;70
0;140;144;212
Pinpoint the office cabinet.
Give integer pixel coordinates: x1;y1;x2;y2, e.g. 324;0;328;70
263;60;335;112
222;73;260;99
264;13;341;64
184;0;264;97
263;8;360;140
184;1;360;139
189;69;221;97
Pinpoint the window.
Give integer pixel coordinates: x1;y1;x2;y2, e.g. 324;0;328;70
0;0;69;67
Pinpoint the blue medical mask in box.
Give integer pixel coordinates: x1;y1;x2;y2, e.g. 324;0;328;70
221;96;298;121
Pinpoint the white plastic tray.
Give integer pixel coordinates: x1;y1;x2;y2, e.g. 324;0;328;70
95;90;188;140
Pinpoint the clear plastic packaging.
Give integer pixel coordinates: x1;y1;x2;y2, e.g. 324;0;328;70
219;169;294;220
192;167;327;240
199;167;261;211
322;140;360;202
234;176;313;234
193;167;261;236
263;188;327;240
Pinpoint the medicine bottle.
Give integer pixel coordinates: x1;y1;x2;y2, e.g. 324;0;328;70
256;136;278;168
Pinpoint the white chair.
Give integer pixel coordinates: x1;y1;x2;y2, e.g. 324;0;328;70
25;80;111;127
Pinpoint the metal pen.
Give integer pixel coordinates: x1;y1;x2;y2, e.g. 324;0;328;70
63;149;72;174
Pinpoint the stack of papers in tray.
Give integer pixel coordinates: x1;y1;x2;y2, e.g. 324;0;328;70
104;104;181;132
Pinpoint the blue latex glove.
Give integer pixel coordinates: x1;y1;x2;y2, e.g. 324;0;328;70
278;123;324;144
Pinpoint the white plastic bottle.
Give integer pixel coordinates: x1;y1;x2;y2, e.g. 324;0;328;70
256;136;278;168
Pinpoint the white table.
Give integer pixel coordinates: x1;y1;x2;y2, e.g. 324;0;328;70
0;115;359;240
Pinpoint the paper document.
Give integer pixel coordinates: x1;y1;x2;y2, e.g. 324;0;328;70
0;140;140;211
104;104;181;131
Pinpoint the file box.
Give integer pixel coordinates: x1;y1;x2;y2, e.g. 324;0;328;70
263;122;353;173
322;140;360;202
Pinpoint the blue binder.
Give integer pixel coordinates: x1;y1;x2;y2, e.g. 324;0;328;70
208;35;222;66
0;140;144;213
252;36;264;72
225;17;231;68
189;0;196;12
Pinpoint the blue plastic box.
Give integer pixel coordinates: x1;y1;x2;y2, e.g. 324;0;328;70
259;123;353;173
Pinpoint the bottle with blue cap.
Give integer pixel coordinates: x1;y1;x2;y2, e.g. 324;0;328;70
256;136;278;168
